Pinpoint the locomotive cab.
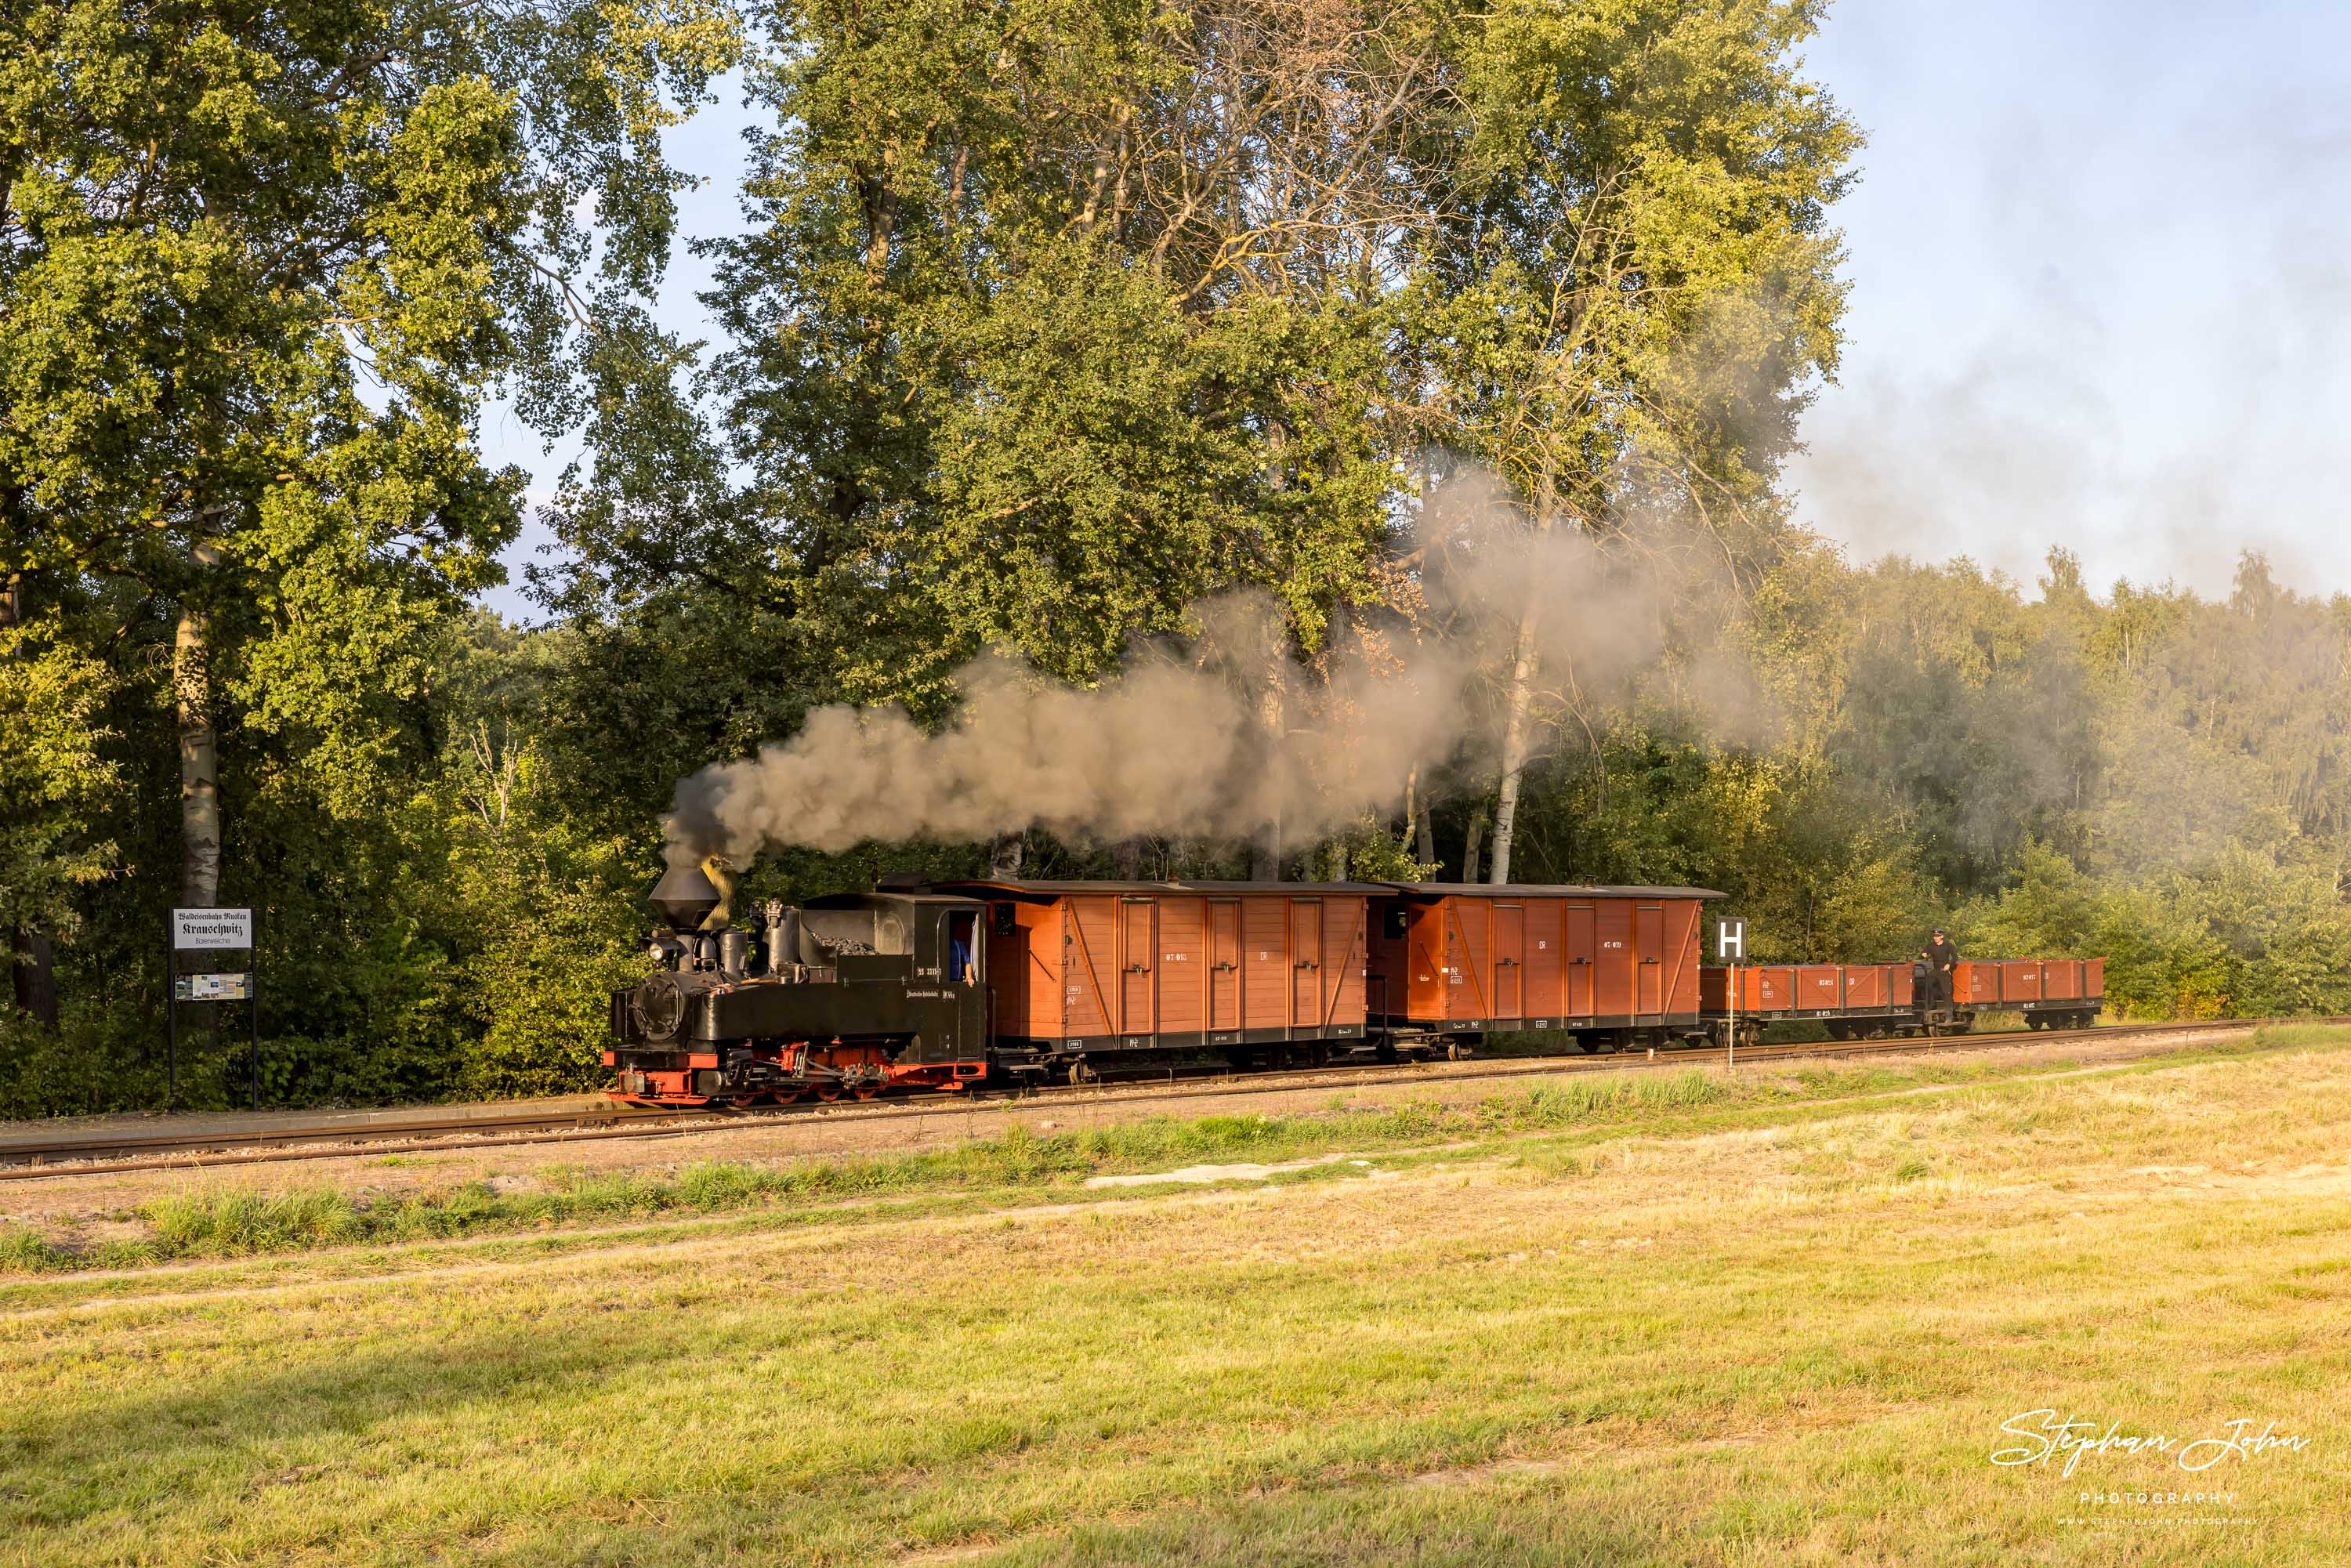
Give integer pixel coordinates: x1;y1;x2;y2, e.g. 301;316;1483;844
605;873;993;1106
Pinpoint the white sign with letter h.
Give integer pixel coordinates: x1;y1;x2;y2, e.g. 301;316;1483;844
1715;917;1747;962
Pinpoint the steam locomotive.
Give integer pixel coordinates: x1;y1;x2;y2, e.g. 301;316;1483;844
604;864;2107;1106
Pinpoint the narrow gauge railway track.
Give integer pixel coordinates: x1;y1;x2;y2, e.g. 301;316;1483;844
0;1017;2277;1182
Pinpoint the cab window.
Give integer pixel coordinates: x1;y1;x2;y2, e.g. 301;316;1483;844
944;912;978;984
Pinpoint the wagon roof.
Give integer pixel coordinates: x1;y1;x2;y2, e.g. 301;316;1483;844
1378;882;1727;900
928;878;1394;898
804;890;986;907
919;877;1723;900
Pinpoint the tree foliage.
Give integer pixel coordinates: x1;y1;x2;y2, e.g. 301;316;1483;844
7;0;2349;1117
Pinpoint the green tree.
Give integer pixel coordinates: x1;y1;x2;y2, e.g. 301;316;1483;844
665;0;1437;731
1405;0;1860;881
1;0;734;880
1;0;734;1054
0;605;118;1026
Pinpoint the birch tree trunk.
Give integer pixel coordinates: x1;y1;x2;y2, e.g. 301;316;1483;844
1487;606;1540;884
1487;468;1557;884
175;543;223;907
1248;674;1285;881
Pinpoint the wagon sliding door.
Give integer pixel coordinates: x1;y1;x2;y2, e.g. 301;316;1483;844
1635;903;1665;1014
1208;900;1241;1034
1492;904;1524;1021
1118;899;1157;1035
1565;904;1596;1017
1288;900;1324;1031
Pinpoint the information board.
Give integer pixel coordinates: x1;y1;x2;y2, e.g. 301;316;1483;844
175;972;255;1002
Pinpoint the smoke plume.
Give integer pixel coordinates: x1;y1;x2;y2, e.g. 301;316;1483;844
665;470;1744;864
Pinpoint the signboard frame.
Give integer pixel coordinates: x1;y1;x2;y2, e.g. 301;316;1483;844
167;907;259;1110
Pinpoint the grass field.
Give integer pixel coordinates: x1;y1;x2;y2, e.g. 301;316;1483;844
5;1026;2349;1565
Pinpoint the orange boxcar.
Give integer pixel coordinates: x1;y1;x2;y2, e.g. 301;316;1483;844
936;880;1375;1056
1366;884;1721;1041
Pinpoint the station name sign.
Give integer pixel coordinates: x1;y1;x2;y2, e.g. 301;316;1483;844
172;907;253;951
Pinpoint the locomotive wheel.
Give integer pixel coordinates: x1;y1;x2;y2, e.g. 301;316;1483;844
776;1089;806;1105
813;1084;843;1103
851;1081;882;1100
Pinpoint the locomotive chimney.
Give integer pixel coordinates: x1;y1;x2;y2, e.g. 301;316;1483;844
648;864;722;932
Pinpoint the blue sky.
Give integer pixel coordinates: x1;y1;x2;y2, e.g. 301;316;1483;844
476;0;2351;618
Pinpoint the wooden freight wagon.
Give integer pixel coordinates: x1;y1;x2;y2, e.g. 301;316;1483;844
1951;958;2106;1029
932;880;1378;1070
1365;883;1721;1051
1701;963;1918;1040
1701;957;2107;1041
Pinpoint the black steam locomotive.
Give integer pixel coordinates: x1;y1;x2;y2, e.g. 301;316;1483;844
606;864;994;1103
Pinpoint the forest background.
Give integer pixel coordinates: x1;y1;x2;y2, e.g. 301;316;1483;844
5;0;2348;1115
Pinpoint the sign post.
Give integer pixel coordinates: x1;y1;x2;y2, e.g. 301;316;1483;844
1714;917;1748;1074
170;907;258;1111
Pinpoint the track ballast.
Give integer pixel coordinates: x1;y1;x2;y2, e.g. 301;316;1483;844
0;1017;2283;1181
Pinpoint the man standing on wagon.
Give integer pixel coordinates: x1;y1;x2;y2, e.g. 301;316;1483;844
1926;927;1960;1009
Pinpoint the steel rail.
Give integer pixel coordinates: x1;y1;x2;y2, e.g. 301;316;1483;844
0;1016;2283;1182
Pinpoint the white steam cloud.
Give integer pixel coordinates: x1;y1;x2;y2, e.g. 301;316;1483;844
666;471;1742;864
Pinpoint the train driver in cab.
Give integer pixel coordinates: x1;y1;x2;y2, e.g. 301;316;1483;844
947;911;977;985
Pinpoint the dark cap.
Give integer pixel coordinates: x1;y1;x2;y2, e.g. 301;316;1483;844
1932;927;1947;936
